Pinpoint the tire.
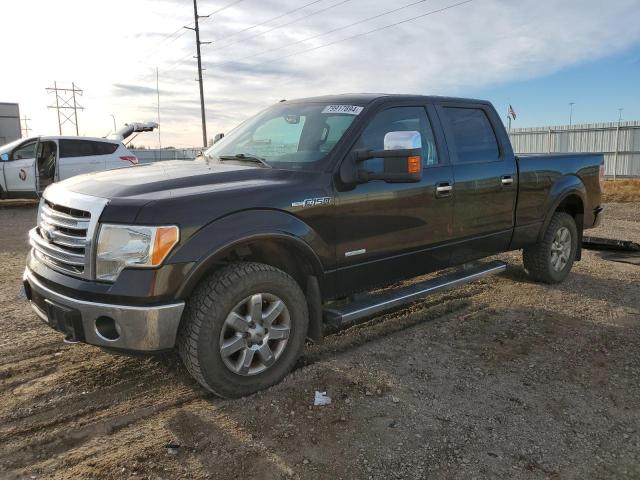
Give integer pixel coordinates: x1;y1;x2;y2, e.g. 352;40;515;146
523;212;578;284
177;262;308;398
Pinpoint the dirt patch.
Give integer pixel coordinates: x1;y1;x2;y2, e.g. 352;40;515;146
603;179;640;203
0;204;639;479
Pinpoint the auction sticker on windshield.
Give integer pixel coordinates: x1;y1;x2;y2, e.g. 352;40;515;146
322;105;364;115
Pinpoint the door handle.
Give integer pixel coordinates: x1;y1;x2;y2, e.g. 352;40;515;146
501;175;514;186
435;182;453;198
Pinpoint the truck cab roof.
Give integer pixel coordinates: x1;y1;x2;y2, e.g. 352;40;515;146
285;93;491;106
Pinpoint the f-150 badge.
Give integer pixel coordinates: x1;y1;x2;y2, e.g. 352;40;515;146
291;197;332;208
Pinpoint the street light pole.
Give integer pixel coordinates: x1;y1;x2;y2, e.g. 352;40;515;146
614;108;623;181
569;102;575;127
110;114;117;133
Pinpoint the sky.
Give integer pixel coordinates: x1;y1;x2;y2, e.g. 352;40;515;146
1;0;639;147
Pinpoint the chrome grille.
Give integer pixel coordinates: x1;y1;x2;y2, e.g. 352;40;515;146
30;184;108;279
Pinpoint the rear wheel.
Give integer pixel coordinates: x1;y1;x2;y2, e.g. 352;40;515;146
523;212;578;284
177;262;308;398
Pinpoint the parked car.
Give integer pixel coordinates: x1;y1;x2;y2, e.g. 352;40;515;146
0;122;158;199
22;94;604;397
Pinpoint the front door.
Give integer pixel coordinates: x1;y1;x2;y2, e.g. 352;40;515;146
36;140;59;193
4;139;37;196
436;103;517;264
334;104;455;295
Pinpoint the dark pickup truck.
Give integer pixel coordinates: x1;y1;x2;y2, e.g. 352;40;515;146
23;94;604;397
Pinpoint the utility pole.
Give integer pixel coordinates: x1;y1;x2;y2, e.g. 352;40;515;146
111;114;117;133
46;82;84;135
568;102;575;127
185;0;211;148
21;115;32;137
156;67;162;151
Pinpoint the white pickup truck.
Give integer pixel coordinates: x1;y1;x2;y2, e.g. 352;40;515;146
0;122;158;199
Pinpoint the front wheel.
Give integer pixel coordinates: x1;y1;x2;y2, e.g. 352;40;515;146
177;262;308;398
523;212;578;284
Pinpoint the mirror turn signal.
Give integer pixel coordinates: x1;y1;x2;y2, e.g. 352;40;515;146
407;156;421;174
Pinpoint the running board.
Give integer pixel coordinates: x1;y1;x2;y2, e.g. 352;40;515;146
323;260;507;326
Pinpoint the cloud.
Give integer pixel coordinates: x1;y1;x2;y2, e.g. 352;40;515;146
3;0;640;146
113;84;160;97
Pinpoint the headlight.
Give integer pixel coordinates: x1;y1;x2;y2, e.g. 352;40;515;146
96;224;179;282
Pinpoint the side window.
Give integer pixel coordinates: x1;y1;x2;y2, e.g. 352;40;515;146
443;107;500;163
93;141;119;155
354;106;438;173
59;140;95;158
11;141;37;160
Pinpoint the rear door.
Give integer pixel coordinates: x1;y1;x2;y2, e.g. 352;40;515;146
58;139;107;179
4;139;37;195
333;102;455;294
436;102;517;263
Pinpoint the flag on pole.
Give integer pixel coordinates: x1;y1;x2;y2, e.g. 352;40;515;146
508;104;517;120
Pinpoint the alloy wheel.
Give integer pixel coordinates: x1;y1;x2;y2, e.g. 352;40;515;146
219;293;291;376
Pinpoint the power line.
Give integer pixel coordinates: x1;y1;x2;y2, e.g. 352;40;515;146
137;0;246;68
215;0;326;42
250;0;475;66
237;0;432;62
162;0;353;73
202;0;246;18
215;0;355;49
163;0;472;78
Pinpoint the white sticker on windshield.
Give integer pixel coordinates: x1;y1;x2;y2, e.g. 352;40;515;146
322;105;364;115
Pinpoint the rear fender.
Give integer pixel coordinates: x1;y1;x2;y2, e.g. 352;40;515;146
538;175;587;243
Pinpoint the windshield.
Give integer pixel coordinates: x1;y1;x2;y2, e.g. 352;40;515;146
0;137;33;154
204;102;363;170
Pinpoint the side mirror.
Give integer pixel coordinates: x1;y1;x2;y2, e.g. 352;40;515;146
339;131;423;184
0;153;8;161
213;133;224;144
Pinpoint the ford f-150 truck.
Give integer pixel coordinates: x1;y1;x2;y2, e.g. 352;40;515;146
22;94;604;397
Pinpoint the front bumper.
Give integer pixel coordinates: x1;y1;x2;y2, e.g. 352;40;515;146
23;267;185;352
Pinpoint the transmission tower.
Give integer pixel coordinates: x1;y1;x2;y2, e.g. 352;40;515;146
46;82;84;135
21;115;32;137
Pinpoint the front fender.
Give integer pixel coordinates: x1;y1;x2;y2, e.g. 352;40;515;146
170;209;331;299
538;174;586;241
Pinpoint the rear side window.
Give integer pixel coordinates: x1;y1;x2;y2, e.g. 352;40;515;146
60;140;119;158
93;142;119;155
443;107;500;163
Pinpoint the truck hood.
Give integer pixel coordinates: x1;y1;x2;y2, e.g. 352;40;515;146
59;160;281;200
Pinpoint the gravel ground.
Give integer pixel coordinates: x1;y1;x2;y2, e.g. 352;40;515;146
0;203;638;480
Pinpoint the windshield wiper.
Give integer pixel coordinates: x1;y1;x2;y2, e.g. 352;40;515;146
218;153;271;168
